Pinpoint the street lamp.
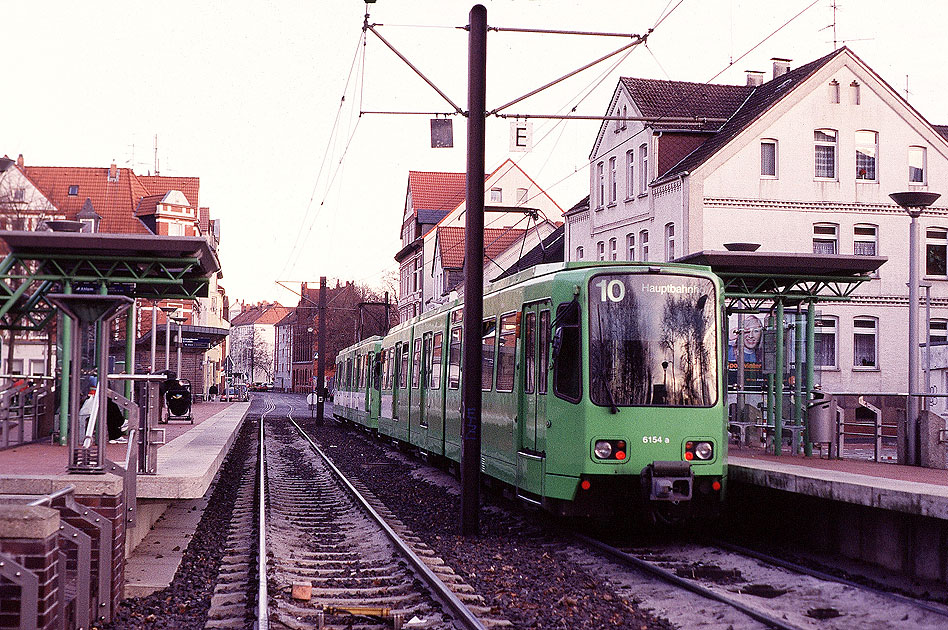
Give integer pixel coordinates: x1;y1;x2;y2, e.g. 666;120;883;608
171;314;188;378
158;306;178;371
890;191;941;466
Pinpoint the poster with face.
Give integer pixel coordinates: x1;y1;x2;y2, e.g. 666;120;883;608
728;313;764;390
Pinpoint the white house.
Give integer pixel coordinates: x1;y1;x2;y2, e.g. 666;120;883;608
569;47;948;406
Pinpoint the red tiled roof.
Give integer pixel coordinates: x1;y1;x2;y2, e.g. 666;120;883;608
22;164;203;236
408;171;466;211
437;226;527;269
23;166;152;234
138;175;200;209
230;303;289;326
134;194;163;217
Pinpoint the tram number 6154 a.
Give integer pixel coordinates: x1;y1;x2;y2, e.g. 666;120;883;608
596;278;626;302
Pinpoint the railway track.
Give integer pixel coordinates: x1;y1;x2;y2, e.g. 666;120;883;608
256;397;497;629
575;533;948;630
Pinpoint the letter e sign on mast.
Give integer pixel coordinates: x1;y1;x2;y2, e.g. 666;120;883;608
509;120;533;152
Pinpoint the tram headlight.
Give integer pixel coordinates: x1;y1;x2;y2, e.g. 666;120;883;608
594;440;613;459
693;442;713;460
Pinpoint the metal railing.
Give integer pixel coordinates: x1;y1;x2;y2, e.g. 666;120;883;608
0;377;55;449
1;484;112;630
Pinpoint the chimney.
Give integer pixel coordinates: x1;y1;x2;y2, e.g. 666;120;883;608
772;58;791;79
16;154;23;168
745;70;764;87
109;162;117;178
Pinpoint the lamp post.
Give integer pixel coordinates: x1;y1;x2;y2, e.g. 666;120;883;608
890;191;941;466
171;314;187;378
159;306;178;372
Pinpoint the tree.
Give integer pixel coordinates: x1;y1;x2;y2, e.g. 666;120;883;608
252;333;274;383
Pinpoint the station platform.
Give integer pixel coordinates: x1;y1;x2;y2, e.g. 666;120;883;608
0;400;250;601
726;444;948;585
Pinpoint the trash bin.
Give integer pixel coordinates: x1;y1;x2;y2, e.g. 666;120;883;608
807;392;837;445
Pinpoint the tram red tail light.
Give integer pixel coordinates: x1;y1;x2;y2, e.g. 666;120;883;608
684;440;714;461
580;479;591;491
712;480;722;492
593;439;628;461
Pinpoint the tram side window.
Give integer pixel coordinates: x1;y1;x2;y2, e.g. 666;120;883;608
375;354;383;391
412;338;421;389
386;348;394;389
400;344;409;389
482;318;496;391
524;312;536;394
448;327;462;390
553;301;582;403
431;332;443;389
496;313;517;392
539;310;550;394
422;334;432;389
346;358;352;389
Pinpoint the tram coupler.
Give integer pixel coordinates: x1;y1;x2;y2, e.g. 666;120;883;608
642;461;693;502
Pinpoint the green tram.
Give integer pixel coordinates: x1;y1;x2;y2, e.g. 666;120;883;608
334;261;726;519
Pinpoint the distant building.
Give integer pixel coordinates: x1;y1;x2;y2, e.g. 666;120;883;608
229;302;290;385
396;159;564;320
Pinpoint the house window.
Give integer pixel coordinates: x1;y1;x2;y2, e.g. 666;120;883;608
490;187;502;203
608;157;617;203
639;144;648;194
926;228;947;276
596;162;604;208
853;317;878;369
814;129;837;179
68;185;79;196
850;80;860;105
12;188;24;201
517;187;528;204
813;223;838;254
829;79;840;103
625;150;634;199
80;218;96;233
814;317;838;368
855;130;878;181
664;223;675;261
597;241;605;261
621;105;628;130
853;224;878;256
761;139;777;177
909;146;927;184
639;230;649;261
930;319;948;344
626;233;635;261
576;246;584;260
609;237;617;261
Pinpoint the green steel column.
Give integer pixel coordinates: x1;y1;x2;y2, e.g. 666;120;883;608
766;373;774;429
794;308;805;453
57;281;72;445
805;301;816;457
774;300;785;455
124;300;135;400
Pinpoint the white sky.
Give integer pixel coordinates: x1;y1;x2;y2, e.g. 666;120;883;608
2;0;946;305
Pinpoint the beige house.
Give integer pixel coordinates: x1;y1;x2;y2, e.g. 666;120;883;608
569;47;948;406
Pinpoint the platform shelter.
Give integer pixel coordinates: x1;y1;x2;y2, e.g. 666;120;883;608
680;249;886;456
0;230;220;443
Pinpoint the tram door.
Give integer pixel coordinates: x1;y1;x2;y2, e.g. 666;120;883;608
364;352;374;419
517;301;550;498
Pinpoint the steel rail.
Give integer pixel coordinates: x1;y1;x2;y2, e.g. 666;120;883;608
285;412;487;630
256;399;275;630
709;538;948;619
574;533;807;630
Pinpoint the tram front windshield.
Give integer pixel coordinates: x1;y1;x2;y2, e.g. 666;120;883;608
588;274;717;408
